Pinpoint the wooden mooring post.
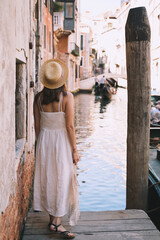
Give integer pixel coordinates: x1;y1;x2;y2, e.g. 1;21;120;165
125;7;151;210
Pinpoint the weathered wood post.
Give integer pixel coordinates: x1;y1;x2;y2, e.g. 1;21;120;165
125;7;151;210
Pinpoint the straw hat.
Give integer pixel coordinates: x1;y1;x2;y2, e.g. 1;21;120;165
39;59;68;89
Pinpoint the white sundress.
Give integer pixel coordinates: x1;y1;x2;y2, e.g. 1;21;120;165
33;93;79;226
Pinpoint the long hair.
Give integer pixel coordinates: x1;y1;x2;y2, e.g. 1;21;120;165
35;84;67;105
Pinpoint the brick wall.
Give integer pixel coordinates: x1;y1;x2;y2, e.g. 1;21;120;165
57;37;68;53
0;151;34;240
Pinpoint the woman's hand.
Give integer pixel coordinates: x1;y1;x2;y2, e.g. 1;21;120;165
72;149;79;165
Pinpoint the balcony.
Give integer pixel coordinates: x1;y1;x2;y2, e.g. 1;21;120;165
54;0;75;32
54;12;72;39
71;43;80;57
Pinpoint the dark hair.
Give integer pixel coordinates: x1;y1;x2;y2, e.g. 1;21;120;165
42;84;67;105
34;84;67;106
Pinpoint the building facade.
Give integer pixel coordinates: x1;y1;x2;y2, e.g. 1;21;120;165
43;0;53;62
115;0;160;91
80;23;93;79
0;0;81;239
114;2;130;76
53;0;80;92
148;0;160;93
0;0;36;239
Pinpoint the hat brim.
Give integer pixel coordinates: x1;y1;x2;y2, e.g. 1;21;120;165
39;59;68;89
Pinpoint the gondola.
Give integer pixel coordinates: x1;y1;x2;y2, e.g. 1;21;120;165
101;85;114;100
94;84;117;99
148;167;160;230
94;78;118;100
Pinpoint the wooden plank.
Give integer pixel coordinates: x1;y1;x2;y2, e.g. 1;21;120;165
27;210;149;221
23;210;160;240
24;221;157;235
25;219;155;229
23;231;160;240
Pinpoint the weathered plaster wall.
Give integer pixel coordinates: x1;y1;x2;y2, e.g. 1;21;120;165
0;1;36;238
0;0;16;214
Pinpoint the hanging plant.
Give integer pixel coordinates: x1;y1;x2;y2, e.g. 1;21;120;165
53;2;64;12
71;49;79;56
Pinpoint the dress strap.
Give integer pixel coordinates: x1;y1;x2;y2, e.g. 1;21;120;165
58;93;63;112
38;95;43;112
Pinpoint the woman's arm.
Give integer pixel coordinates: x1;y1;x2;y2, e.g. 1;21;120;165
33;97;41;139
65;92;79;165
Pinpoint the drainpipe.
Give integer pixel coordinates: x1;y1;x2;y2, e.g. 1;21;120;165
35;0;40;87
52;0;55;57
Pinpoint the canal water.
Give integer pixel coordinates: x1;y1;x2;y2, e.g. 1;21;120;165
74;86;127;211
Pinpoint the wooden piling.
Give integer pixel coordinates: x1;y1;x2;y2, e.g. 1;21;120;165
125;7;151;210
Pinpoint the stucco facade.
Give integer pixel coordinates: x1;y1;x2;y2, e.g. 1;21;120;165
54;0;80;92
148;0;160;93
80;23;92;80
43;0;53;62
0;0;36;239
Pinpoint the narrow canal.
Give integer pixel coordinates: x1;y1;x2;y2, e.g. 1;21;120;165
74;85;127;211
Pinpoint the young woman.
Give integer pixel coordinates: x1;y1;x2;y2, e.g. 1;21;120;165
33;59;79;239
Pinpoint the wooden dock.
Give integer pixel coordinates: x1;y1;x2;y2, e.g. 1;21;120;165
22;210;160;240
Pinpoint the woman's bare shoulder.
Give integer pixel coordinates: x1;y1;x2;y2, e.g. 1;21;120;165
64;91;73;101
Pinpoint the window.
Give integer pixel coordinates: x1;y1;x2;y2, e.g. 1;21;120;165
44;25;46;48
80;57;83;66
64;1;75;31
80;35;83;51
54;15;58;24
75;64;78;78
49;0;51;12
66;2;74;18
49;31;51;52
44;0;47;7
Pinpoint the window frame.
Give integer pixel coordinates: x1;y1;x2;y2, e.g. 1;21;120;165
80;35;84;51
65;2;74;19
49;0;52;13
80;56;83;66
54;15;58;24
49;31;51;52
44;25;47;49
44;0;47;7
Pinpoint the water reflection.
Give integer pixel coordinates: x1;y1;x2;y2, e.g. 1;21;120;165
74;87;127;211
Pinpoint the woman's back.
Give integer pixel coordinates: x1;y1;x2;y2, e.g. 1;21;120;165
38;92;66;130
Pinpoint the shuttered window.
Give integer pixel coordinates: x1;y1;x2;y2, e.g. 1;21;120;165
81;35;83;50
44;25;46;48
66;2;74;18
